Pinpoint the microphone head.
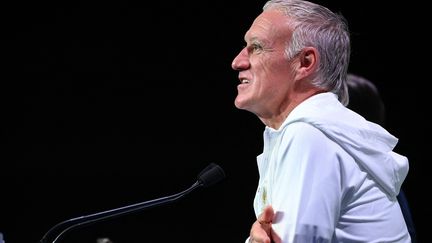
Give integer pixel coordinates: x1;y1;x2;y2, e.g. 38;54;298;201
197;163;226;187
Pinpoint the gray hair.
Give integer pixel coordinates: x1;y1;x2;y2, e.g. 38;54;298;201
263;0;350;105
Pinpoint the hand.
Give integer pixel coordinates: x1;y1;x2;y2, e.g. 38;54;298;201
249;205;281;243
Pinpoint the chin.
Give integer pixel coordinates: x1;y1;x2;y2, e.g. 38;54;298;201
234;98;251;111
234;98;245;109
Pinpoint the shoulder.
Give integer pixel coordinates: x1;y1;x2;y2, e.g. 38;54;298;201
281;121;330;147
279;121;350;162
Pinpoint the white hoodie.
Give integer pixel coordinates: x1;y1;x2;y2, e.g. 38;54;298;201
249;92;410;242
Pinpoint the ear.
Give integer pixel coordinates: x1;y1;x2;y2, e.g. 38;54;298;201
295;47;318;80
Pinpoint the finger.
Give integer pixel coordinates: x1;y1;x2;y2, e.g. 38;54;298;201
259;205;275;225
250;221;272;243
270;227;282;243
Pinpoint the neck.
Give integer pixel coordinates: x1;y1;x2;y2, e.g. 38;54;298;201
259;89;325;129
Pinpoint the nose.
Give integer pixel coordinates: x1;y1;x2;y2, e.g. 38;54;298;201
231;48;250;71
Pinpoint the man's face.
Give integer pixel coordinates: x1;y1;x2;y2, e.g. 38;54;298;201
231;10;297;119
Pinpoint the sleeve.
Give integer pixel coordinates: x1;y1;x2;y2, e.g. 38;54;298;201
270;122;344;242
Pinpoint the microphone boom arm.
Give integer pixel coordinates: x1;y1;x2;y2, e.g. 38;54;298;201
39;162;225;243
40;181;201;243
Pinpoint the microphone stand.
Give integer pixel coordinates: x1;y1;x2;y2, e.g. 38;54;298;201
39;163;225;243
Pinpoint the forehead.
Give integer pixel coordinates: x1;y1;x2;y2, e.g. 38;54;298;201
245;10;292;42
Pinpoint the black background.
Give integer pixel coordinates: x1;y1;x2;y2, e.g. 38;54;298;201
2;1;430;242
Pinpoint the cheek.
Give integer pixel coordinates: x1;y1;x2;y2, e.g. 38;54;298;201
256;58;277;78
259;58;291;81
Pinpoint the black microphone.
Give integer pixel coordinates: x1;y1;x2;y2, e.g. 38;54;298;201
39;163;225;243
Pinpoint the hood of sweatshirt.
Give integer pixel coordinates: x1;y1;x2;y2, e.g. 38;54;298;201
281;92;409;198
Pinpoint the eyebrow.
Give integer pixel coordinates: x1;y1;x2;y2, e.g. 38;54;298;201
244;35;263;45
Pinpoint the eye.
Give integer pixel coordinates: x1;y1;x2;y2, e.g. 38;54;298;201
248;43;264;53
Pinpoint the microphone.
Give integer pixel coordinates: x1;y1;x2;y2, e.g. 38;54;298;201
39;163;225;243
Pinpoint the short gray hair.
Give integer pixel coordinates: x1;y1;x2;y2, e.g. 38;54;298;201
263;0;350;105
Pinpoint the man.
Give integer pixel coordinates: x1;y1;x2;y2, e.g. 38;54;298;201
231;0;410;242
